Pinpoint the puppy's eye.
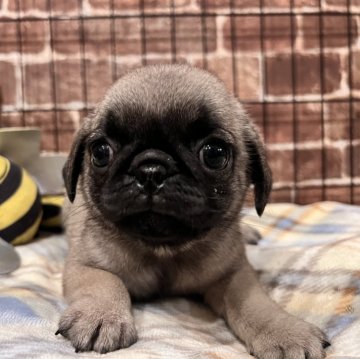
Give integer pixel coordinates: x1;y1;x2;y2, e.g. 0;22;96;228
91;142;113;168
199;141;229;170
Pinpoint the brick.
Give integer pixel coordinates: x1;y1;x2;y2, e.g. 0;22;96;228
325;147;345;178
197;0;296;10
324;186;351;203
265;53;342;96
323;16;357;48
85;59;112;105
263;0;289;7
206;56;234;94
296;102;322;142
263;103;294;144
294;0;317;6
23;110;79;151
296;147;344;181
295;54;322;94
84;19;111;57
51;1;79;12
353;102;360;140
325;0;346;5
245;103;264;135
266;148;294;183
301;15;319;49
145;17;171;53
302;15;357;49
325;101;351;141
354;186;360;205
86;0;190;14
8;0;47;12
24;60;83;105
24;63;52;105
326;0;360;5
236;56;260;101
204;56;260;101
264;15;292;51
52;20;80;54
323;53;342;94
0;113;24;127
145;0;170;9
223;16;260;52
144;0;191;10
88;0;139;11
196;0;228;8
297;148;322;181
115;18;142;56
0;21;18;53
9;0;77;12
233;0;260;7
270;188;293;203
262;62;287;95
265;54;293;96
175;16;216;55
296;187;323;204
57;111;79;152
87;0;109;10
54;60;83;104
0;61;16;106
197;0;260;7
25;111;57;151
21;20;48;53
353;51;360;90
349;144;360;177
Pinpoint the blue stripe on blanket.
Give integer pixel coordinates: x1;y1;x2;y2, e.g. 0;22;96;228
305;224;347;233
326;315;357;339
0;297;38;319
277;218;295;230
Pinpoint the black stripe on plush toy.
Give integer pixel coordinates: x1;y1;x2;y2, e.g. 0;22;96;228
42;203;61;220
0;191;42;243
0;160;22;204
40;195;64;230
40;203;62;232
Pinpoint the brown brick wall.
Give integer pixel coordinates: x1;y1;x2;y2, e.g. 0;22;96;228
0;0;359;204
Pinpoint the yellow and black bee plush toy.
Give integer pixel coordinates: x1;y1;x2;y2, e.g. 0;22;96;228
0;155;63;245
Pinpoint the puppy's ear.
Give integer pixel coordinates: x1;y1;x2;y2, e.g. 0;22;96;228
244;123;272;216
62;127;88;203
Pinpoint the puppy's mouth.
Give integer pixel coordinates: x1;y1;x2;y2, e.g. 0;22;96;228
120;211;201;245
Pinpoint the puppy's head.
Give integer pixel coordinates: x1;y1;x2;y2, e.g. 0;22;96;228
63;65;271;246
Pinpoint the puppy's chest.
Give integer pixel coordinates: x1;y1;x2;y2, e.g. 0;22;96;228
121;259;206;299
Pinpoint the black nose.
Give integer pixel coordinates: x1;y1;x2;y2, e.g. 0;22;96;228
129;149;178;193
135;163;167;192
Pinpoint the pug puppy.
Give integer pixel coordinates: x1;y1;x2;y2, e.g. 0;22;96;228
57;65;329;358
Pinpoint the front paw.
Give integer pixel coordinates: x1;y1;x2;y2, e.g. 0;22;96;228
56;298;137;353
248;317;330;359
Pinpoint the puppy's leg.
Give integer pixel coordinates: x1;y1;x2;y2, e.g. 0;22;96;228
57;262;137;353
204;258;329;359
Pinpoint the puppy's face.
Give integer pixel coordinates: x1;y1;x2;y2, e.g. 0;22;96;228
63;65;271;246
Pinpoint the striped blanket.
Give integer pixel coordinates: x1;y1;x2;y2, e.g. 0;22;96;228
1;202;359;358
